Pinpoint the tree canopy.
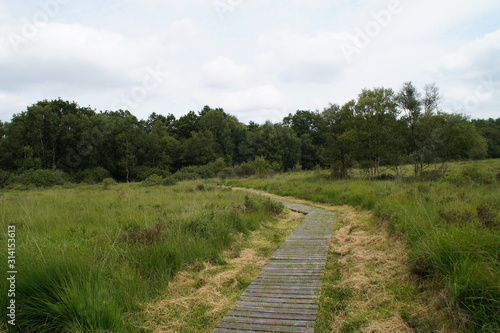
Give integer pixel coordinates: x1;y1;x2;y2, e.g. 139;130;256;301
0;82;496;184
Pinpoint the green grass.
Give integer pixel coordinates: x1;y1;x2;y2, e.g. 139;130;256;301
221;159;500;331
315;251;352;333
0;182;284;332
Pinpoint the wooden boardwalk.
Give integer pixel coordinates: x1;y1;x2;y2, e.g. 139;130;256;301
213;201;335;333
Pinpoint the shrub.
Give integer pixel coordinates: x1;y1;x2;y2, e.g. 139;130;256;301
162;176;177;186
446;165;494;185
219;167;235;179
252;156;274;178
8;169;68;188
243;195;283;216
77;167;111;184
101;177;117;189
234;162;255;178
135;166;171;181
173;171;200;181
0;169;10;188
141;174;164;186
174;158;227;180
262;198;284;216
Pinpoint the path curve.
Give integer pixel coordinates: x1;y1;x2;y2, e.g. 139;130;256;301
213;199;336;333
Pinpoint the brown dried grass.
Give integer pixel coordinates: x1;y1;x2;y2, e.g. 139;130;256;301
327;205;451;332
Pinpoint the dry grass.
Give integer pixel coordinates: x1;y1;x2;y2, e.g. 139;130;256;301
329;207;414;332
327;206;452;333
141;209;304;333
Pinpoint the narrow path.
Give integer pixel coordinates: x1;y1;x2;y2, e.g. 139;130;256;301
213;200;336;333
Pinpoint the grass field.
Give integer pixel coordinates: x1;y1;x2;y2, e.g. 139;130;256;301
0;182;288;332
1;160;498;332
220;159;500;331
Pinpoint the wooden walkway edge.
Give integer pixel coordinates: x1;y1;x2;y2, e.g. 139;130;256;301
213;200;336;333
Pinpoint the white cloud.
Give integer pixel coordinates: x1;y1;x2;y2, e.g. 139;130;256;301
0;1;499;122
439;29;500;76
0;22;165;91
202;56;253;88
193;84;286;122
256;29;350;83
434;29;500;118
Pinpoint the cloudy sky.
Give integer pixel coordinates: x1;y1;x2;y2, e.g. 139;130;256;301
0;0;499;124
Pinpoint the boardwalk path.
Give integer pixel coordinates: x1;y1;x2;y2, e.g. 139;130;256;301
213;200;336;333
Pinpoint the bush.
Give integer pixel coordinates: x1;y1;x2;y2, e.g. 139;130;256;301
162;176;177;186
101;178;117;189
234;162;255;178
140;174;177;187
219;167;235;179
252;156;274;178
8;169;68;188
218;158;275;179
446;165;495;185
0;170;10;188
141;174;164;186
76;167;111;184
173;171;201;181
174;158;227;180
244;195;283;216
135;166;171;181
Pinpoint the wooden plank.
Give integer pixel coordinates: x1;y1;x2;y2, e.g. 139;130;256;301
218;322;314;333
247;283;320;288
253;277;322;282
260;268;325;273
221;316;314;327
230;305;318;316
213;329;273;333
249;280;322;287
238;296;318;304
240;292;317;300
259;269;325;278
245;288;318;295
226;310;317;321
254;276;322;281
234;301;319;310
264;262;325;267
212;201;335;333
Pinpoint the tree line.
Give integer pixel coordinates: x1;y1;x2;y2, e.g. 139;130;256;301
0;81;498;185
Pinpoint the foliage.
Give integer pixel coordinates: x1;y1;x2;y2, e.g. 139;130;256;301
473;118;500;158
74;166;111;184
7;169;68;188
0;83;497;185
0;169;10;188
101;177;117;189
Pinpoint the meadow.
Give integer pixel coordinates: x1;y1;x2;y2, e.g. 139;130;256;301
0;182;285;332
0;160;498;332
221;159;500;331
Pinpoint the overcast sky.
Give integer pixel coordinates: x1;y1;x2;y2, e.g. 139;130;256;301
0;0;499;124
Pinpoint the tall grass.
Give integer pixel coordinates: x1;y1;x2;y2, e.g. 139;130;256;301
222;159;500;331
0;182;283;332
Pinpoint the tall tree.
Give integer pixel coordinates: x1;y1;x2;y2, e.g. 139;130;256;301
180;130;220;166
473;118;500;158
174;111;200;140
320;102;355;179
283;110;323;168
423;83;441;115
415;112;487;177
396;82;424;176
352;87;402;178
